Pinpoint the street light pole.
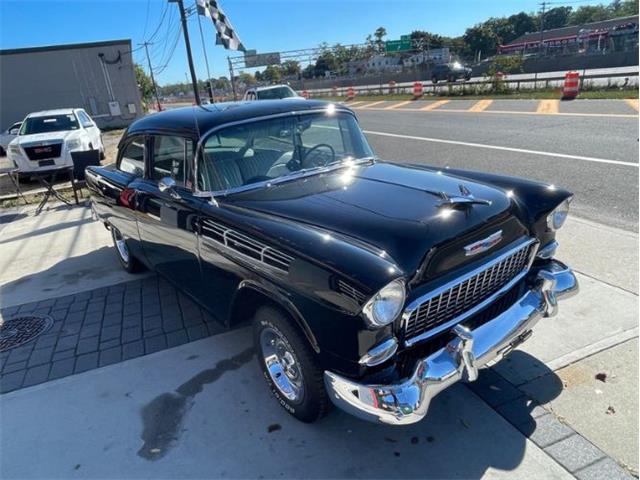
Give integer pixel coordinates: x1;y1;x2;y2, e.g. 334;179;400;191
169;0;201;105
140;42;162;111
538;1;547;57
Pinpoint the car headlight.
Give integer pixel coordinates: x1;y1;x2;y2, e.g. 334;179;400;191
547;198;572;231
67;138;82;151
362;279;406;328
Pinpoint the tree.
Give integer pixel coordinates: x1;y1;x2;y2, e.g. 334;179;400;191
237;72;256;86
281;60;301;77
609;0;639;16
542;7;573;29
463;24;500;58
569;5;611;24
263;65;282;83
134;64;154;108
508;12;538;39
373;27;387;53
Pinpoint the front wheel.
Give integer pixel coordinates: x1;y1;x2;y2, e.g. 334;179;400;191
111;227;143;273
254;306;329;423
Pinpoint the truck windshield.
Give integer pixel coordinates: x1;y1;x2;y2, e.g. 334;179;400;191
199;110;375;193
256;87;296;99
21;114;80;135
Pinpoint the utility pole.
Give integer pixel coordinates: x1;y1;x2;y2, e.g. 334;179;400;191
169;0;201;105
140;42;162;112
538;1;548;57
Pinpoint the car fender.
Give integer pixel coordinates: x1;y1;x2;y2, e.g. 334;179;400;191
230;278;321;353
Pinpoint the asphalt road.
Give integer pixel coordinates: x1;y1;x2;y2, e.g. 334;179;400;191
354;102;639;231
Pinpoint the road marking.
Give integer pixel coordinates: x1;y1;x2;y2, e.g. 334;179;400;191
625;99;639;111
355;106;637;118
420;99;450;111
357;101;386;109
384;100;412;110
469;99;493;112
346;101;365;107
363;129;639;168
536;99;560;114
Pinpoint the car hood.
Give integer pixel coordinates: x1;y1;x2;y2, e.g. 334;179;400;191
224;162;528;279
16;130;79;145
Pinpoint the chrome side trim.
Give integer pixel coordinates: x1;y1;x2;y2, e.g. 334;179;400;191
402;238;538;347
324;260;578;425
337;279;367;304
201;219;293;272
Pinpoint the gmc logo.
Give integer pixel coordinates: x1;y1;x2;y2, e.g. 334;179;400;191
34;147;52;154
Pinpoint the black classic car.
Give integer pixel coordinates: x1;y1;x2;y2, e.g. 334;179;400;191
87;99;578;425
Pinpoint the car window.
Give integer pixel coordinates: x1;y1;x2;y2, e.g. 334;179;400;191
199;112;373;192
20;114;79;135
151;135;192;188
77;111;94;128
256;87;296;100
8;123;21;135
118;137;145;176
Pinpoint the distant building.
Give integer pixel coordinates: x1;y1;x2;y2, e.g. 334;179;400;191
348;55;402;74
0;39;143;130
402;48;451;67
498;15;638;56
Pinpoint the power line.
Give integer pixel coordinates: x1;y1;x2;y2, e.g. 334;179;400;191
146;2;170;42
153;24;183;76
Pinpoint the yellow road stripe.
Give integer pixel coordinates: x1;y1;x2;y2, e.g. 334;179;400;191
351;106;637;118
420;99;450;111
384;100;412;110
357;100;387;109
536;100;559;114
469;99;493;112
625;99;639;111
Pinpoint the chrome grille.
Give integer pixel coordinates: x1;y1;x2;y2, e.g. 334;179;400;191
403;240;536;345
201;220;293;272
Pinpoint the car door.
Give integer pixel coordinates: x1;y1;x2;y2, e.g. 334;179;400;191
135;134;205;297
77;110;101;149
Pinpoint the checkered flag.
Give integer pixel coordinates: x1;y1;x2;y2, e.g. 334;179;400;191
196;0;246;52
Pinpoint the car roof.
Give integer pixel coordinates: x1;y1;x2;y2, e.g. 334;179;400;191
27;108;78;117
126;99;352;137
254;84;292;91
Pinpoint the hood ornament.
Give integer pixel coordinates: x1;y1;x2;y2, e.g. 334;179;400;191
438;184;492;208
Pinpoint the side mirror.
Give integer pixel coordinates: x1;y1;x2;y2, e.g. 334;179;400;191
158;176;181;200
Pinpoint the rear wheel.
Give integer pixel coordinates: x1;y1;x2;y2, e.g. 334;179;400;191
431;76;438;84
253;306;329;423
111;227;143;273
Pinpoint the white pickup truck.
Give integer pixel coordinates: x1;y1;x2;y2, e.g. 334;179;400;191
8;108;104;172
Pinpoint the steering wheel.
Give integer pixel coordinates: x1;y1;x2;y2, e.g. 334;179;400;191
301;143;335;168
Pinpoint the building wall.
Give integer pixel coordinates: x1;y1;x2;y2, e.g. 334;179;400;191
0;39;142;131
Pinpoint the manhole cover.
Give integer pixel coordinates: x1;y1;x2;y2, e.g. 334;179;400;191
0;315;54;352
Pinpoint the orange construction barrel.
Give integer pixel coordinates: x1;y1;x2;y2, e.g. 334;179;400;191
413;81;423;98
562;71;580;100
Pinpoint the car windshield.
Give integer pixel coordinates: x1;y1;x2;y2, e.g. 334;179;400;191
198;111;374;193
21;114;79;135
256;87;296;100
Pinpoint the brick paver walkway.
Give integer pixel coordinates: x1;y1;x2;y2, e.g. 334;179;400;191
0;275;226;393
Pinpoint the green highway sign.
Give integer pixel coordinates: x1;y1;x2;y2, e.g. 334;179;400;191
385;38;412;53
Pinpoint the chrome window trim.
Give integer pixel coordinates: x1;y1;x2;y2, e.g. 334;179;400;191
192;107;365;199
402;237;539;347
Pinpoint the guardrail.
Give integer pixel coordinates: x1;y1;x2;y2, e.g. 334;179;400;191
304;70;639;98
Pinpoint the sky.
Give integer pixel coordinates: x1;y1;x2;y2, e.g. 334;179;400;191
0;0;607;85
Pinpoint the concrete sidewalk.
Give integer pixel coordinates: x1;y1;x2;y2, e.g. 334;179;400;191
0;205;637;478
0;328;572;479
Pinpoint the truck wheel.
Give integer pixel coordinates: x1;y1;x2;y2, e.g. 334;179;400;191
111;227;143;273
431;76;438;84
253;306;329;423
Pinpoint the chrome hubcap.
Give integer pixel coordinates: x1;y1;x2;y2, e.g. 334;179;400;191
113;229;130;263
260;327;304;403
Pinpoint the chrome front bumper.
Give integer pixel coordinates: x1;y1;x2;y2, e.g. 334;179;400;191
324;260;578;425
